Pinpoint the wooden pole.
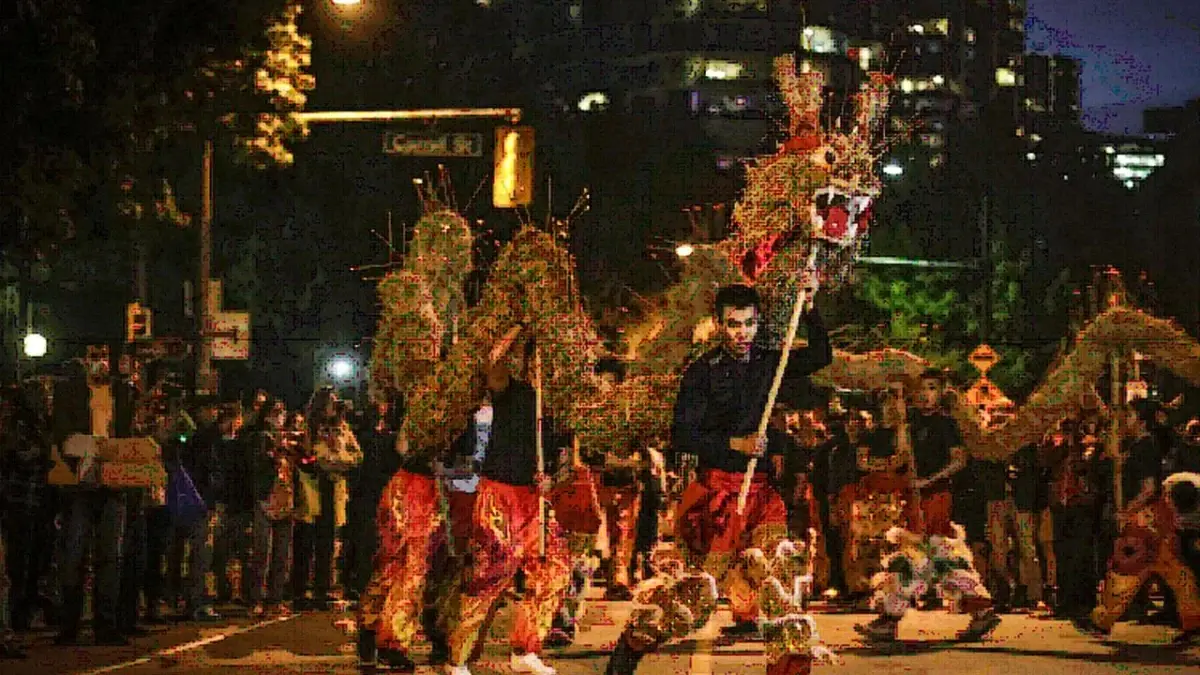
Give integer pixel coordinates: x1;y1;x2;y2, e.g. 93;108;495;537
896;389;923;534
535;345;546;557
738;247;819;515
1110;353;1123;510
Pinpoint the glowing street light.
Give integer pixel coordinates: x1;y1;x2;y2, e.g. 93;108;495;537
329;357;355;380
332;0;362;5
882;162;904;177
23;333;47;358
675;243;695;258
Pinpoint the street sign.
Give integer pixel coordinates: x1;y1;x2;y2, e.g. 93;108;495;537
382;131;484;157
207;311;251;360
968;344;999;374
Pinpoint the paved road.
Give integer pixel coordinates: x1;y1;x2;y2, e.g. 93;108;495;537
5;598;1197;675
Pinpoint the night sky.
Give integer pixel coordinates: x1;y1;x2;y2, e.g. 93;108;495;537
1026;0;1200;134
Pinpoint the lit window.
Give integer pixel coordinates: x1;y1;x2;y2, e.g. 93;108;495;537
935;18;949;35
577;92;610;112
931;74;945;86
995;68;1017;87
704;60;745;80
900;78;914;93
909;24;924;34
1030;133;1042;143
568;2;582;21
966;28;976;43
858;47;872;71
916;80;930;91
799;60;813;73
801;26;837;54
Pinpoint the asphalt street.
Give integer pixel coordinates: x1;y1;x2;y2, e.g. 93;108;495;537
4;594;1197;675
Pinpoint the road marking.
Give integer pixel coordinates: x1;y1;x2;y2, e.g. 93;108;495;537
78;614;300;675
688;617;720;675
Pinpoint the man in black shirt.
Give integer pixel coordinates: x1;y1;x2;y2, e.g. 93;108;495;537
442;336;572;675
856;372;1001;643
672;283;831;633
905;372;967;537
1004;444;1045;608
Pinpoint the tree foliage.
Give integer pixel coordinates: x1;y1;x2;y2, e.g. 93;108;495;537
0;0;313;261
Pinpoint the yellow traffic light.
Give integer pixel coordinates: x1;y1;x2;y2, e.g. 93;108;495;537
126;302;152;343
493;126;534;208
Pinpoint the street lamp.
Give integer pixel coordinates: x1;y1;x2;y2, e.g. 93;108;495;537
329;357;355;380
23;333;47;358
675;243;695;258
883;162;904;177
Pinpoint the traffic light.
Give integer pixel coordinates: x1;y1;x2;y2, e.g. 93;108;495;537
492;126;534;208
126;302;152;343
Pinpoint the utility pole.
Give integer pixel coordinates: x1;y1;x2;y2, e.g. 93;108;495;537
980;193;991;344
198;139;214;397
135;230;149;303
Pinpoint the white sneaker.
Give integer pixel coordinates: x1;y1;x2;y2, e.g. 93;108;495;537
510;652;557;675
445;665;472;675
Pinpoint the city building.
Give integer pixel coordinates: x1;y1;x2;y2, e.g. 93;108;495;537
1022;54;1082;133
1098;136;1168;189
1143;98;1200;137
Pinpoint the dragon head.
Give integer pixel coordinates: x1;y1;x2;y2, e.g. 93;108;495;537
728;55;890;287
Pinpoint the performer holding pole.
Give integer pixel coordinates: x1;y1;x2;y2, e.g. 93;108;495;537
739;249;819;515
674;280;831;638
441;331;572;675
535;346;546;558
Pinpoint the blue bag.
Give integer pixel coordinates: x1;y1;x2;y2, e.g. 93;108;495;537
167;465;208;527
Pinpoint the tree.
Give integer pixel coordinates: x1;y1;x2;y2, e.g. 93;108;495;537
0;0;314;261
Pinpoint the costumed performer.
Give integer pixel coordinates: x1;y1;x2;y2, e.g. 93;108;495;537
356;426;451;672
1075;471;1200;644
673;281;831;637
440;334;573;675
855;371;1001;643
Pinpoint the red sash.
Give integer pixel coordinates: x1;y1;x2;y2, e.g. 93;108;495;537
548;466;603;534
676;469;776;556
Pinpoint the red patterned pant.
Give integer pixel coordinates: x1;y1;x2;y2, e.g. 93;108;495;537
905;490;954;537
596;482;641;587
676;470;790;623
443;478;571;664
358;470;442;651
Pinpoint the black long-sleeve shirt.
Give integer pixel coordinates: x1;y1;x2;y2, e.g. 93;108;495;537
671;310;832;474
450;380;566;487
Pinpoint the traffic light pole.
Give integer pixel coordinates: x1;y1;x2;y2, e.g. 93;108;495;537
296;108;522;124
197;139;214;397
189;109;521;398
